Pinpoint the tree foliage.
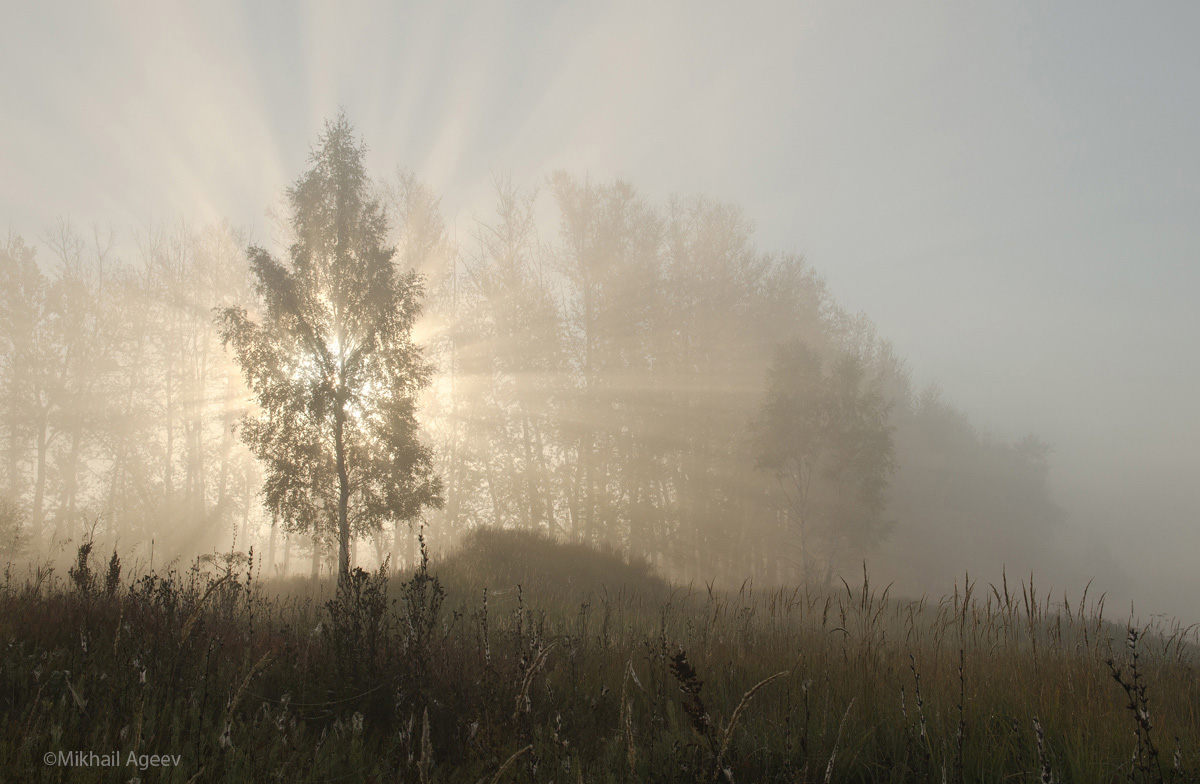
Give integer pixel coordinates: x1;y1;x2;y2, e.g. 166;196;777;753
220;115;442;580
752;339;895;583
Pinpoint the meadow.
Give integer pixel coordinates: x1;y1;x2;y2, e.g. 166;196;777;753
1;529;1197;783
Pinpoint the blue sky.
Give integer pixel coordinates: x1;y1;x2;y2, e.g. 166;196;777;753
3;0;1198;619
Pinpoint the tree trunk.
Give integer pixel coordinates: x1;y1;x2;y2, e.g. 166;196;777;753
266;513;278;575
281;532;292;578
519;404;538;531
239;488;252;555
5;392;19;499
310;531;321;579
106;322;146;531
31;408;48;534
391;519;403;572
61;427;82;542
164;348;174;512
334;403;351;581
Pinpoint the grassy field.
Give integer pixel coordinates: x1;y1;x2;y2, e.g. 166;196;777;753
1;529;1198;782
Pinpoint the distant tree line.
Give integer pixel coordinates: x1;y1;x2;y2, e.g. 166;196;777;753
404;170;1061;586
0;127;1062;586
0;220;259;564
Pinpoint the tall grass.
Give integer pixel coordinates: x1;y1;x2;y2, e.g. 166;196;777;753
1;530;1197;782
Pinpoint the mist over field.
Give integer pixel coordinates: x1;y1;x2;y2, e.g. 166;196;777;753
2;3;1198;622
6;4;1200;781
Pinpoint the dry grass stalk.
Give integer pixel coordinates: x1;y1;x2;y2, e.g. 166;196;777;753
228;649;273;716
419;707;433;784
485;743;532;784
180;573;232;644
824;697;856;784
709;670;789;784
513;642;556;721
1033;716;1053;783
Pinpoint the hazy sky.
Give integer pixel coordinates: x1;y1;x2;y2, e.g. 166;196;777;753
3;1;1197;620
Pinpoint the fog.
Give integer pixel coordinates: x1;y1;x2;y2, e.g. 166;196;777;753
2;2;1197;623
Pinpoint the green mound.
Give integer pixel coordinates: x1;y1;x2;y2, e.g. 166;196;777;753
436;527;670;601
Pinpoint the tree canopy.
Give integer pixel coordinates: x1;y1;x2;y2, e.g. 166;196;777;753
220;115;442;581
752;338;895;585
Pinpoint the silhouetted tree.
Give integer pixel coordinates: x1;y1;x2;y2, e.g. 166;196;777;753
0;231;67;536
753;338;895;584
220;115;442;581
0;234;41;504
0;493;26;561
382;170;459;562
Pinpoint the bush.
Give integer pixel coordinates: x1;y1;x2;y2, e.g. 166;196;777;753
437;527;669;601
